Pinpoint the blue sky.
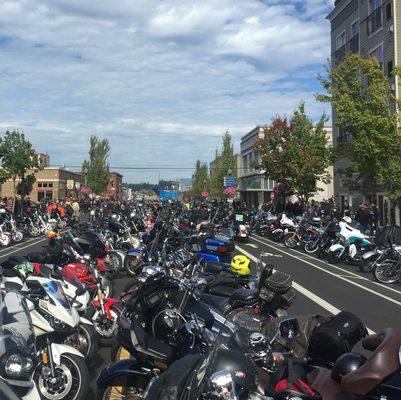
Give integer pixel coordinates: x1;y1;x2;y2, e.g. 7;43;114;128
0;0;334;183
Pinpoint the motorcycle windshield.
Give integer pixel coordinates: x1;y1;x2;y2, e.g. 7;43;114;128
0;289;35;353
184;309;261;400
42;280;70;309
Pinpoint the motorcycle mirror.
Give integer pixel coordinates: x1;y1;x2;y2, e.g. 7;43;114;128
279;318;299;339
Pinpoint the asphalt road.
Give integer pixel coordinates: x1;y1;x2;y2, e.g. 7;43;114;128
1;232;400;397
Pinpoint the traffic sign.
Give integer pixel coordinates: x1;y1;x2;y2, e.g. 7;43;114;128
66;180;74;190
223;176;237;187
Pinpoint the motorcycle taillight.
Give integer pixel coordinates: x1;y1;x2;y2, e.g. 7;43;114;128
104;245;110;252
217;245;228;255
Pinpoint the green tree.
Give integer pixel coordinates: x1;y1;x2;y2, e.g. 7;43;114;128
317;54;401;201
257;103;335;203
191;160;209;199
210;131;237;199
82;136;111;195
0;130;40;200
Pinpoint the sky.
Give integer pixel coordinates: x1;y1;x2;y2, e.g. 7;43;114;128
0;0;334;183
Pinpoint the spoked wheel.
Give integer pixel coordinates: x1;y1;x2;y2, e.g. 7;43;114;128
304;241;319;254
37;354;89;400
125;254;143;277
373;261;401;284
29;226;41;237
58;220;68;229
106;251;123;274
12;230;24;243
283;234;297;249
0;234;11;246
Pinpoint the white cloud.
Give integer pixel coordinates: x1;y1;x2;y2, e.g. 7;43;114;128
0;0;332;182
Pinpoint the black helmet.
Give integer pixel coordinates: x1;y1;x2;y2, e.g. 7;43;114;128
331;352;367;383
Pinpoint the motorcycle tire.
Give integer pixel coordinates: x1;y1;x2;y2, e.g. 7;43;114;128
86;304;121;346
327;251;341;264
11;230;24;243
125;253;143;277
358;258;373;273
283;234;297;249
316;248;326;259
304;241;319;254
111;342;132;362
36;353;89;400
64;322;99;366
373;261;400;284
29;226;41;237
0;234;11;247
107;251;123;274
58;220;68;229
102;278;113;298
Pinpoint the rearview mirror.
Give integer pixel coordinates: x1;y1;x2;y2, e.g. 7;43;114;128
279;318;299;339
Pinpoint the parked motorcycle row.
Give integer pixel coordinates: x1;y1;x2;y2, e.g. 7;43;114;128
0;200;400;399
0;204;76;247
251;209;401;285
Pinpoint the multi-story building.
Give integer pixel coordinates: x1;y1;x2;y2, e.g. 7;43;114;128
238;126;334;207
238;126;275;207
327;0;399;224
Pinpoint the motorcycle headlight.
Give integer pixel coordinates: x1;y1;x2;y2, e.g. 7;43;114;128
4;353;34;379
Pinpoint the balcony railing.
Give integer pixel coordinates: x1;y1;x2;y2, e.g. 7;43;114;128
333;34;359;66
367;7;382;35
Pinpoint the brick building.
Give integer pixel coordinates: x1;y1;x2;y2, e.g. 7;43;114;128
0;167;83;201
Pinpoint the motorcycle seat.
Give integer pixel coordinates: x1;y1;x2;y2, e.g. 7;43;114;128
229;288;259;306
205;261;229;274
341;328;401;395
199;292;232;314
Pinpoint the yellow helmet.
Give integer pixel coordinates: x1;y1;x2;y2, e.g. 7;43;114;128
230;255;251;276
47;231;58;239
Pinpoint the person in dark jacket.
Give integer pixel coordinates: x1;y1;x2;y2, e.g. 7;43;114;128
355;203;372;233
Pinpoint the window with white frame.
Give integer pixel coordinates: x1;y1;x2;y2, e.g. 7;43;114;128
351;20;359;37
336;31;346;50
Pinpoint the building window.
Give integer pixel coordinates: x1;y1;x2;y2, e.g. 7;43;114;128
369;45;383;69
43;183;48;188
336;31;346;50
367;0;382;35
387;60;394;77
386;3;392;20
48;183;53;188
38;182;43;188
369;0;382;12
351;20;359;37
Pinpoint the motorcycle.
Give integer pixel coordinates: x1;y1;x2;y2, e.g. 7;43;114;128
327;219;374;264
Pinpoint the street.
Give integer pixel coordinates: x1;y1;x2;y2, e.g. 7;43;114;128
1;232;400;395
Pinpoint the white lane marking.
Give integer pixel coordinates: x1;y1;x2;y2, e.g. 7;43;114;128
254;234;401;297
245;243;258;248
236;244;375;335
0;236;40;253
251;235;401;308
0;237;47;259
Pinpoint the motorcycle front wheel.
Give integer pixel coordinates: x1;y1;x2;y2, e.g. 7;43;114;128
64;323;98;365
373;261;401;284
125;254;143;277
304;240;319;254
12;230;24;243
327;250;342;264
0;234;11;246
107;251;123;274
37;354;89;400
283;233;297;249
87;304;121;346
29;226;41;237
